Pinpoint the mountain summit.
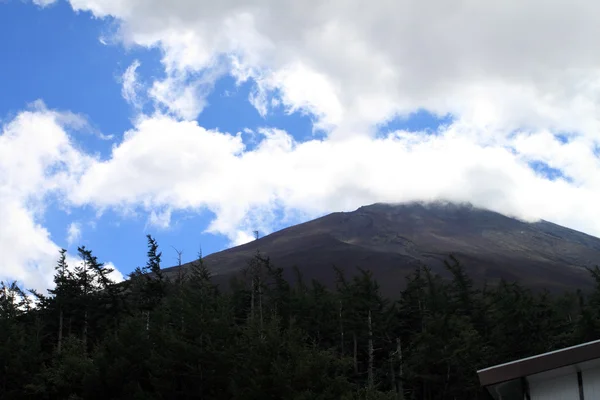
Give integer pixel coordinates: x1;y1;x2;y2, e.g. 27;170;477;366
163;202;598;294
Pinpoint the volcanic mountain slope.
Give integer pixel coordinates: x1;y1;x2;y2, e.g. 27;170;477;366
162;202;600;295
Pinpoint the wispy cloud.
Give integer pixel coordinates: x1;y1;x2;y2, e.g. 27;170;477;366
31;0;57;8
121;60;143;110
147;208;172;230
66;222;82;246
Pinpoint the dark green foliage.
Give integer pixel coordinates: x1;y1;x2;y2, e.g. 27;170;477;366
2;240;600;399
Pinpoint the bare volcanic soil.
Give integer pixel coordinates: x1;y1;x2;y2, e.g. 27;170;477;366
161;202;600;295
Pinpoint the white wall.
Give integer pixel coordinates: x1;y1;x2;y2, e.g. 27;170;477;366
528;371;579;400
582;367;600;399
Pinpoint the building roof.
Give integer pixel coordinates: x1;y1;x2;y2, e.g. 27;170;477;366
477;339;600;387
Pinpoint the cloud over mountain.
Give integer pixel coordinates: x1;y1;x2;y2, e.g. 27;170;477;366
3;0;600;291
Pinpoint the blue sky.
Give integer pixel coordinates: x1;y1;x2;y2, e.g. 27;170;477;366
0;1;449;276
0;0;447;278
2;0;600;291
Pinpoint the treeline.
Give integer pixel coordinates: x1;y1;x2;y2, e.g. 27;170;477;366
2;235;600;399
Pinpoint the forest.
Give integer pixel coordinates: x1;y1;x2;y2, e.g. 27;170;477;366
2;235;600;399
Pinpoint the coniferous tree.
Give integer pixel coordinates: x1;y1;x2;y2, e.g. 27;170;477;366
128;235;166;334
0;281;44;399
4;240;600;399
47;249;71;354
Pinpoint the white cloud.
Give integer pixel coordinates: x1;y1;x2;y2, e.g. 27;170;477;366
65;0;600;138
0;105;124;292
253;63;344;132
32;0;57;7
104;261;124;283
148;76;206;120
121;60;143;110
63;115;600;246
1;104;599;291
11;0;600;281
66;222;82;246
147;64;226;120
231;230;256;247
148;208;172;229
65;255;124;284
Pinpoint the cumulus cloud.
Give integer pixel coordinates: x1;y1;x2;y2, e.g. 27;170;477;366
0;104;124;291
231;231;257;247
64;255;124;285
65;0;600;137
103;261;124;283
63;115;600;247
11;0;600;275
148;64;226;120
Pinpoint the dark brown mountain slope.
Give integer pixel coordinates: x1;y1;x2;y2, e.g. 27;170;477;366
162;202;599;295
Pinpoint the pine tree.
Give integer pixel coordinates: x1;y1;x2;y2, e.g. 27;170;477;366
48;249;70;354
128;235;167;334
0;281;44;399
1;235;598;400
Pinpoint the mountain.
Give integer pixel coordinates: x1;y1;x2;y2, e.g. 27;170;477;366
162;202;600;295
